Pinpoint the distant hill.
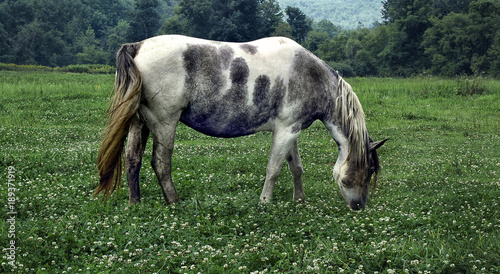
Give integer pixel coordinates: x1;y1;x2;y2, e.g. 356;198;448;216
277;0;383;29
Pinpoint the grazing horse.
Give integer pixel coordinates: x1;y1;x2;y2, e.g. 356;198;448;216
95;35;387;210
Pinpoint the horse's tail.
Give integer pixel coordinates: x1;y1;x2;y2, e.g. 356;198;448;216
94;42;143;197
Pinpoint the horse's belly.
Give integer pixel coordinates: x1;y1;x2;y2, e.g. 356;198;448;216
179;106;272;138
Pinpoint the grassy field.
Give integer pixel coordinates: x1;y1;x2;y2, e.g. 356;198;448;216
0;71;499;273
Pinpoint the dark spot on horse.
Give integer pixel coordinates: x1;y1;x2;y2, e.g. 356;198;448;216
287;155;293;162
253;75;271;106
288;49;334;129
224;59;249;113
252;75;285;122
271;77;285;114
288;50;331;103
230;57;249;86
217;57;250;134
240;44;258;55
218;45;234;69
182;44;225;98
181;44;227;132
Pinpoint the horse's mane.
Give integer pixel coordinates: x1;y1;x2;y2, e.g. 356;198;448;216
334;75;369;166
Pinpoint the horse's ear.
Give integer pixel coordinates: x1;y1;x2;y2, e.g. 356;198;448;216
369;138;388;151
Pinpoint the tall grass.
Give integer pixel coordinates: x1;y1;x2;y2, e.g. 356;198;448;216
0;71;499;272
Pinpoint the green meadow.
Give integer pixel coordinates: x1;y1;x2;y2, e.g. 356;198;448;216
0;71;499;272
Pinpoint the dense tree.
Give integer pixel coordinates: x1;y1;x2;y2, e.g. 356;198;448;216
422;0;500;75
346;28;376;75
5;0;79;65
0;0;498;77
316;31;350;62
271;22;293;38
0;0;131;66
303;19;340;53
172;0;213;38
0;23;10;62
433;0;474;16
160;0;286;42
380;0;434;75
315;19;341;38
259;0;284;37
0;0;32;63
127;0;161;42
304;31;329;52
108;21;131;63
209;0;262;41
76;27;108;64
423;13;473;75
488;31;500;76
467;0;500;74
285;6;312;43
158;14;189;36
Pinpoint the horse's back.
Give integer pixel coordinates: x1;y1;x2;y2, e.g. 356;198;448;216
134;35;302;77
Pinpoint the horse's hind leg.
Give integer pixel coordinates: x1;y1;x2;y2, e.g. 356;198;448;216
150;120;180;205
125;116;150;204
286;140;305;202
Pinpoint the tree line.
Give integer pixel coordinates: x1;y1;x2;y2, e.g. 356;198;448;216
1;0;498;77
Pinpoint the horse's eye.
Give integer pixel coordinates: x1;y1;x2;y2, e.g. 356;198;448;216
369;167;376;175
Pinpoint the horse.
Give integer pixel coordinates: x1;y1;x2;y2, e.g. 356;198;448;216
94;35;387;210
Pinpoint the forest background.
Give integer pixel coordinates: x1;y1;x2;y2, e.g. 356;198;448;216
0;0;499;77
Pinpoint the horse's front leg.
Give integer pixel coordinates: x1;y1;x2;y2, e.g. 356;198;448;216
260;129;300;203
286;140;305;202
125;116;150;204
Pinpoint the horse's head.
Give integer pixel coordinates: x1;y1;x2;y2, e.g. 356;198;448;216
333;138;387;210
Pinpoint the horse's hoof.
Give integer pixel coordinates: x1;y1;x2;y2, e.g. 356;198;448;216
293;193;306;203
294;197;306;203
129;198;141;205
165;195;180;205
260;196;272;203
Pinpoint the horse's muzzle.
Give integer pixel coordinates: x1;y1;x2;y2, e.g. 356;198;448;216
349;199;365;210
